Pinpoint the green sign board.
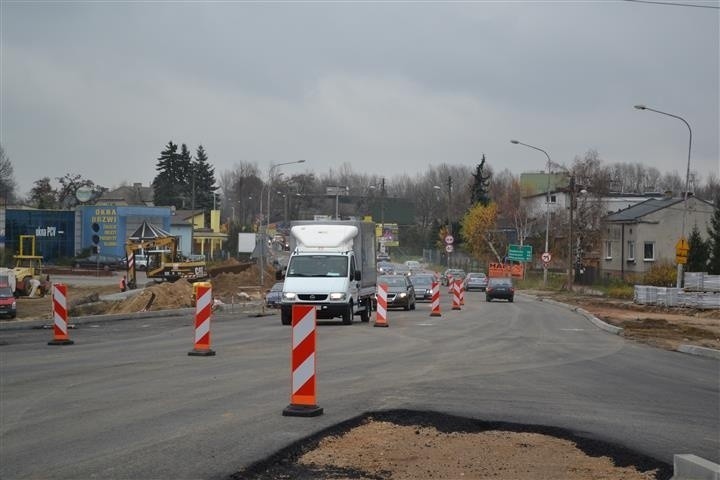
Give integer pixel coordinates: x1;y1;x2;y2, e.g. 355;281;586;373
508;244;532;262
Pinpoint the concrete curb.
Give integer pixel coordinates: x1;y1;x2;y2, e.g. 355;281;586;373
524;294;623;335
676;345;720;360
523;293;720;360
671;454;720;480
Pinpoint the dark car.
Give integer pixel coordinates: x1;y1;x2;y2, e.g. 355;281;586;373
486;277;515;302
410;274;435;301
377;261;394;275
464;272;489;291
73;254;125;271
0;286;16;318
377;275;416;310
265;282;284;308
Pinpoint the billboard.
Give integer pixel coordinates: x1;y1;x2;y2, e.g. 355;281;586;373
376;223;399;247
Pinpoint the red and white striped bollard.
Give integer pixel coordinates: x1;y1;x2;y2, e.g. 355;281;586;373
374;283;388;327
283;304;323;417
48;283;74;345
188;283;215;356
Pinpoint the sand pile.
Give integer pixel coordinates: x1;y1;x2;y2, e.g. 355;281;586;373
108;279;194;314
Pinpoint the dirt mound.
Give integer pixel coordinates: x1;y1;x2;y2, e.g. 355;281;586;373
108;279;194;314
208;258;254;276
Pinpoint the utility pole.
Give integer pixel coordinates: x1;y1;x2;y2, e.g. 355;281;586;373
447;176;453;268
380;178;385;255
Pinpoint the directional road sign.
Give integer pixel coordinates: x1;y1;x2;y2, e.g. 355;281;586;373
508;244;532;262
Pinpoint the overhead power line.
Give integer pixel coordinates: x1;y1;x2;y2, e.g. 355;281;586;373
625;0;720;9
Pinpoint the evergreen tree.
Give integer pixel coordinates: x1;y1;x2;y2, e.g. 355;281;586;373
470;154;492;206
177;143;194;207
152;141;186;208
707;194;720;274
192;144;217;211
686;225;708;272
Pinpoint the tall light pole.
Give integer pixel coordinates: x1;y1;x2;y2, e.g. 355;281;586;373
259;159;306;286
511;139;552;287
634;105;692;288
433;177;453;268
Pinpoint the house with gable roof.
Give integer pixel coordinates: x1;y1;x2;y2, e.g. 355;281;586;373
601;193;714;280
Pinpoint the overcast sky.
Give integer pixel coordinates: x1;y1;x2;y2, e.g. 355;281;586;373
2;1;718;197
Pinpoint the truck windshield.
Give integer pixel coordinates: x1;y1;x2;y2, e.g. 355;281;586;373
286;255;348;278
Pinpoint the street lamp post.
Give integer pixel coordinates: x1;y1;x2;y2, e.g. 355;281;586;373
511;139;552;287
433;177;453;268
259;160;306;287
634;105;692;288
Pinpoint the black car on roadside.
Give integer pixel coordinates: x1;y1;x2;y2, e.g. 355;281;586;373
72;254;125;271
376;275;416;310
410;274;435;301
485;277;514;302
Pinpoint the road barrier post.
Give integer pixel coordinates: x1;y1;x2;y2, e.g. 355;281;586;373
452;280;461;311
374;283;388;327
48;283;74;346
430;281;442;317
283;304;323;417
188;283;215;356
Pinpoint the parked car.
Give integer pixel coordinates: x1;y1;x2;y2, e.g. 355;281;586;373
464;272;489;291
410;274;435;301
265;282;284;308
73;254;125;271
486;277;515;302
441;268;466;286
376;274;416;310
0;286;17;318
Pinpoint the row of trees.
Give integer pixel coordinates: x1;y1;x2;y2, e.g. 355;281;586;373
2;141;719;273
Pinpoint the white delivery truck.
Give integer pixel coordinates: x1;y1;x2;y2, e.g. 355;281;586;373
280;220;377;325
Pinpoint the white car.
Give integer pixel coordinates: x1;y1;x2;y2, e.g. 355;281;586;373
404;260;421;271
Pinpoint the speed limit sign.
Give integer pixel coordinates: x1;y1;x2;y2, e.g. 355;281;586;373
541;252;552;263
444;235;454;245
445;244;454;253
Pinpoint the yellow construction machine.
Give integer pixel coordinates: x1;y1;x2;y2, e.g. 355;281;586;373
12;235;47;297
125;236;208;289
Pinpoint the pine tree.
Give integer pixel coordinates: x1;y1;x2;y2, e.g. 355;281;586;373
686;225;708;272
177;143;194;207
192;144;217;211
470;154;492;206
152;141;181;207
707;194;720;274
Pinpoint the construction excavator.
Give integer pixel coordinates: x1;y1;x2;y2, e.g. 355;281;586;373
125;223;208;290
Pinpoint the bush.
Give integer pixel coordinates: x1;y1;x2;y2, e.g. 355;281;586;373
605;284;634;299
643;261;676;287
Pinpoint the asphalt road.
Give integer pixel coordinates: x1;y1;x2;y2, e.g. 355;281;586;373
1;292;717;479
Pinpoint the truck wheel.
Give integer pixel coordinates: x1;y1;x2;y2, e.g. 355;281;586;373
281;308;291;326
360;300;370;322
342;304;353;325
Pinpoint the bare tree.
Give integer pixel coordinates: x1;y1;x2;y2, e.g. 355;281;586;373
0;144;17;204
